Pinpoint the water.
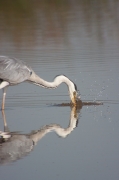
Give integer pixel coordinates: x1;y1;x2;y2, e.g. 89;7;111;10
0;1;119;180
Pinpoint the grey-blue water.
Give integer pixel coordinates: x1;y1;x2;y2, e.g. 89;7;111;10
0;1;119;180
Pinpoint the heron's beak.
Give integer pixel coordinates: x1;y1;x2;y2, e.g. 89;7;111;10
71;91;78;106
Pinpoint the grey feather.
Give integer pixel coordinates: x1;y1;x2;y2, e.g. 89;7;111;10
0;56;32;85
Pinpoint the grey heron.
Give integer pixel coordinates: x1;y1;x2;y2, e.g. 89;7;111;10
0;56;78;109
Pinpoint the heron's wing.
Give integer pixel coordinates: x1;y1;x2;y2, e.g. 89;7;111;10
0;56;32;84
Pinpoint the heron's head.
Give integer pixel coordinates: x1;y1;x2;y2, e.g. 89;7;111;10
54;75;79;105
69;82;78;106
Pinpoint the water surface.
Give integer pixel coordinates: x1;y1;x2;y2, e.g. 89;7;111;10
0;1;119;180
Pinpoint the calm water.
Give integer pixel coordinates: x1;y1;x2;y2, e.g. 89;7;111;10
0;1;119;180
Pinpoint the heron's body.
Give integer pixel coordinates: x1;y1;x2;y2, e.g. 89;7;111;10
0;56;78;109
0;56;32;85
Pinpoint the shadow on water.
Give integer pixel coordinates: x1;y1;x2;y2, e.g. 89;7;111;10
54;99;103;108
0;100;103;165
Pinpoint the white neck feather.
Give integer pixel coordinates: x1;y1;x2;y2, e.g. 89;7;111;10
28;72;77;103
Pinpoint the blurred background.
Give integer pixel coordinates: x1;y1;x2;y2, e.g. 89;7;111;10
0;0;119;50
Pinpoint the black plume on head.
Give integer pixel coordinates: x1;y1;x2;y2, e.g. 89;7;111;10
74;83;77;91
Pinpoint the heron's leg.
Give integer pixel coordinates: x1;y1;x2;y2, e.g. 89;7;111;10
1;87;8;110
1;110;9;132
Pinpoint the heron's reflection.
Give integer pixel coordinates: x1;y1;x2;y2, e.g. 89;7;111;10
0;106;79;165
0;100;103;165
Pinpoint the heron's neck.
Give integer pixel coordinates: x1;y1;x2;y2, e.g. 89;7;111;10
29;72;73;89
29;107;78;143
